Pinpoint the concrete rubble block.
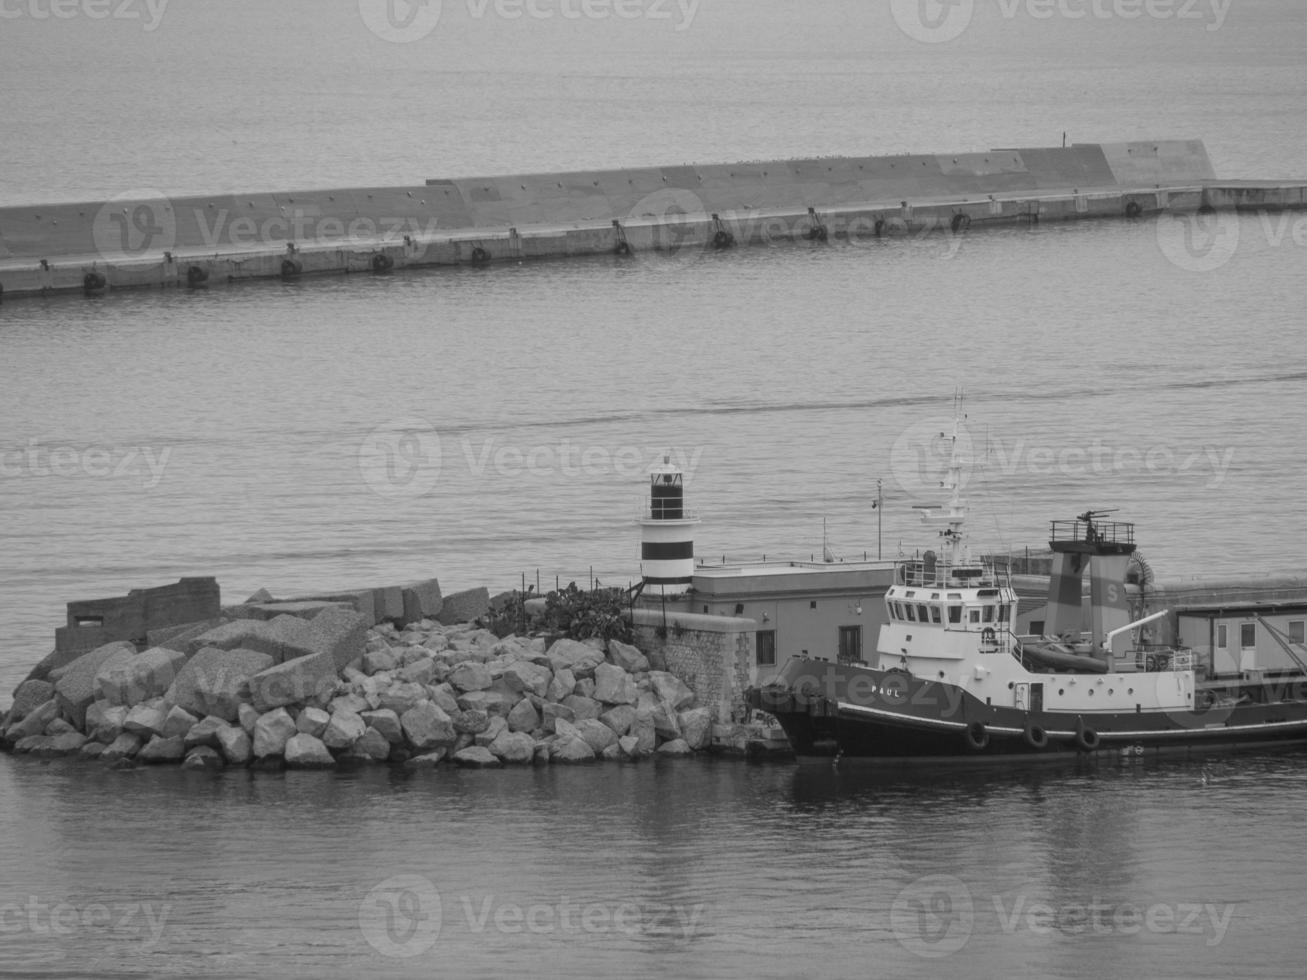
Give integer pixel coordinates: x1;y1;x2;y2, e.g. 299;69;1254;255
305;607;371;672
285;733;336;768
252;708;297;757
289;590;376;624
182;746;225;771
217;725;252;765
474;716;508;748
100;732;144;762
96;647;189;707
123;702;168;739
238;601;352;622
546;639;605;679
183;715;231;751
54;641;139;729
138;735;186;763
5;698;60;744
246;589;275;604
297;706;331;738
650;671;696;711
501;660;551;698
400;702;457;751
396;658;437;687
146;618;223;653
436;587;490;626
599;705;637;737
677;707;713;750
506;698;540;733
593;663;637;706
488;730;535;763
360;709;403;744
183;618;313;664
402;579;443;625
363;647;399;675
354;727;392;761
248;651;337;713
562;694;602;721
371;586;405;626
8;680;55;724
160;705;199;740
449;662;493;693
322;709;367;751
453;745;502;768
166;647;276;721
607;639;650;673
657;738;692;756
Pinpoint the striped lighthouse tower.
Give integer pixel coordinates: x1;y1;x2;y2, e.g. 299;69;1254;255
639;454;701;597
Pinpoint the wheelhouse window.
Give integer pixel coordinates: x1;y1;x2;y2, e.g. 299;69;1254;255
1290;621;1305;644
997;605;1011;623
969;609;981;625
905;605;918;622
1217;625;1227;649
917;604;930;623
1240;623;1256;648
982;606;995;623
948;606;962;624
930;606;942;624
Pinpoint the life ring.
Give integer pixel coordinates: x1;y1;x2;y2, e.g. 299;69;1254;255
280;258;302;278
470;246;490;265
981;627;997;646
370;253;394;273
1124;200;1142;218
83;271;107;292
1074;719;1100;752
614;241;632;256
712;229;735;249
1023;722;1048;749
186;265;209;287
964;721;990;751
950;212;971;233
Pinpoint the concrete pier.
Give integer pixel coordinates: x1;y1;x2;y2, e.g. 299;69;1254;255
1;139;1302;301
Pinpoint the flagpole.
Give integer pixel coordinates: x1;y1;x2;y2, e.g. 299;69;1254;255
877;478;883;560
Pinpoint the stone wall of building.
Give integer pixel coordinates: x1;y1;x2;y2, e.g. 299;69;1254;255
630;609;756;723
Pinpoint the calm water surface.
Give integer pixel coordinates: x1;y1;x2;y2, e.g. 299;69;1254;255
3;1;1307;977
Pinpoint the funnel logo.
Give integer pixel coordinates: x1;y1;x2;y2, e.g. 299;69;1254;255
359;874;443;957
1155;210;1240;272
359;0;443;42
91;190;176;263
891;0;975;43
624;187;707;272
890;417;976;499
891;874;974;957
359;416;443;499
1153;666;1236;731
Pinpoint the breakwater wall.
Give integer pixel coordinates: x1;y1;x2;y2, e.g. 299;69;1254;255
1;139;1301;301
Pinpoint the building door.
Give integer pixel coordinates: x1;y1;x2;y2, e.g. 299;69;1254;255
838;625;863;664
756;630;776;667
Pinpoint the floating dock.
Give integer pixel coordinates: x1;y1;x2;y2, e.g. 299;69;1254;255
2;139;1304;301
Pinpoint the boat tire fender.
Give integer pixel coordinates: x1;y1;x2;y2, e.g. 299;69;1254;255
964;721;989;751
1125;200;1142;218
1023;722;1049;750
1075;720;1100;752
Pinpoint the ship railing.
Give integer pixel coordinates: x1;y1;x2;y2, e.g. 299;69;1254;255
1049;519;1135;547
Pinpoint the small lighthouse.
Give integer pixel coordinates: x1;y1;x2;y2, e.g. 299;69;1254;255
638;454;701;597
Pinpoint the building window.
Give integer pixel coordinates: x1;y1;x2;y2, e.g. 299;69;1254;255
1031;620;1045;635
917;604;930;622
810;600;817;609
1217;625;1227;649
756;630;776;666
982;606;995;623
1291;621;1305;644
838;625;863;664
1241;623;1256;648
969;609;981;624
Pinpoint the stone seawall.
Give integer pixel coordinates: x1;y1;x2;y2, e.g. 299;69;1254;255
1;580;723;770
3;138;1288;302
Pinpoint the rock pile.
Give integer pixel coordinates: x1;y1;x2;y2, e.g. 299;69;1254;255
1;587;716;770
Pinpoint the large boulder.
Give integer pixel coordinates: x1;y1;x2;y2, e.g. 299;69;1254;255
546;668;575;702
237;600;351;622
362;646;399;675
550;734;596;763
160;706;199;740
651;671;696;711
166;647;276;721
252;708;297;757
607;639;649;673
321;709;367;751
100;732;144;762
453;709;491;735
633;707;657;755
650;700;681;741
501;661;551;698
593;663;637;706
8;679;55;724
436;587;489;626
678;707;714;750
562;694;601;721
123;702;168;739
248;651;337;713
379;681;427;715
599;705;637;737
216;725;252;765
183;617;315;663
138;735;186;763
96;647;189;707
182;746;225;771
488;730;535;764
4;698;59;743
183;715;231;751
546;639;604;679
284;733;336;768
54;641;138;729
89;704;129;743
657;738;693;756
353;727;392;761
296;706;331;738
400;702;456;751
506;698;540;733
360;708;403;744
449;662;492;693
453;746;501;768
474;716;508;748
371;586;405;625
396;657;437;687
456;690;506;715
575;719;619;754
305;607;370;671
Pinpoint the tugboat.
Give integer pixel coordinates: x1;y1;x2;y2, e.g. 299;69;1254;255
748;411;1307;764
